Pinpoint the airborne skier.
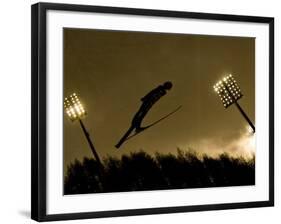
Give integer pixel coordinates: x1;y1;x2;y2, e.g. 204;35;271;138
115;81;174;149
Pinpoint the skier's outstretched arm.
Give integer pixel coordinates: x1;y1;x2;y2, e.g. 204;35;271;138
141;87;161;102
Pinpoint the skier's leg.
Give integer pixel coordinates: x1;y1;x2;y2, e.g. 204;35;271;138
133;105;150;132
115;103;152;148
131;108;144;131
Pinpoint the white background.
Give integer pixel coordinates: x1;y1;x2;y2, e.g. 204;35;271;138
0;0;279;223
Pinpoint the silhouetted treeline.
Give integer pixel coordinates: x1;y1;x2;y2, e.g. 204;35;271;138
64;149;255;195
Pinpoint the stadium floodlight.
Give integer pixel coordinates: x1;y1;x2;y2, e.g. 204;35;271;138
214;74;255;133
64;93;103;168
213;74;243;108
64;93;86;121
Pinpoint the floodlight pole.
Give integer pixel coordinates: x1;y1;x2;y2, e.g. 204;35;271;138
78;119;103;169
234;102;255;133
223;82;255;133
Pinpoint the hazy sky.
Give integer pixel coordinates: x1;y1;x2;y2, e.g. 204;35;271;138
63;28;255;172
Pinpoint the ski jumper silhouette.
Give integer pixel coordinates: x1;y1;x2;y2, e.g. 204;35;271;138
115;81;173;149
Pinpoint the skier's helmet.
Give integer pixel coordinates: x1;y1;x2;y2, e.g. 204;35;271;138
163;81;173;90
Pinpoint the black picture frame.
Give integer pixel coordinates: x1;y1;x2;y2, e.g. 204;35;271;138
31;2;274;222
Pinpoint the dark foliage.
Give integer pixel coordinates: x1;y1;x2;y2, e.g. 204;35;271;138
64;149;255;195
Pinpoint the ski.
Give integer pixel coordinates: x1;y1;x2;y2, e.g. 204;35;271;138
120;105;182;144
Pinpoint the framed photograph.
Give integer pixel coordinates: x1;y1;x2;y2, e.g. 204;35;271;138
31;2;274;222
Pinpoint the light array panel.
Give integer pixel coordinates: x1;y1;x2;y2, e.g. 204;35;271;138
64;93;86;121
213;74;243;108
